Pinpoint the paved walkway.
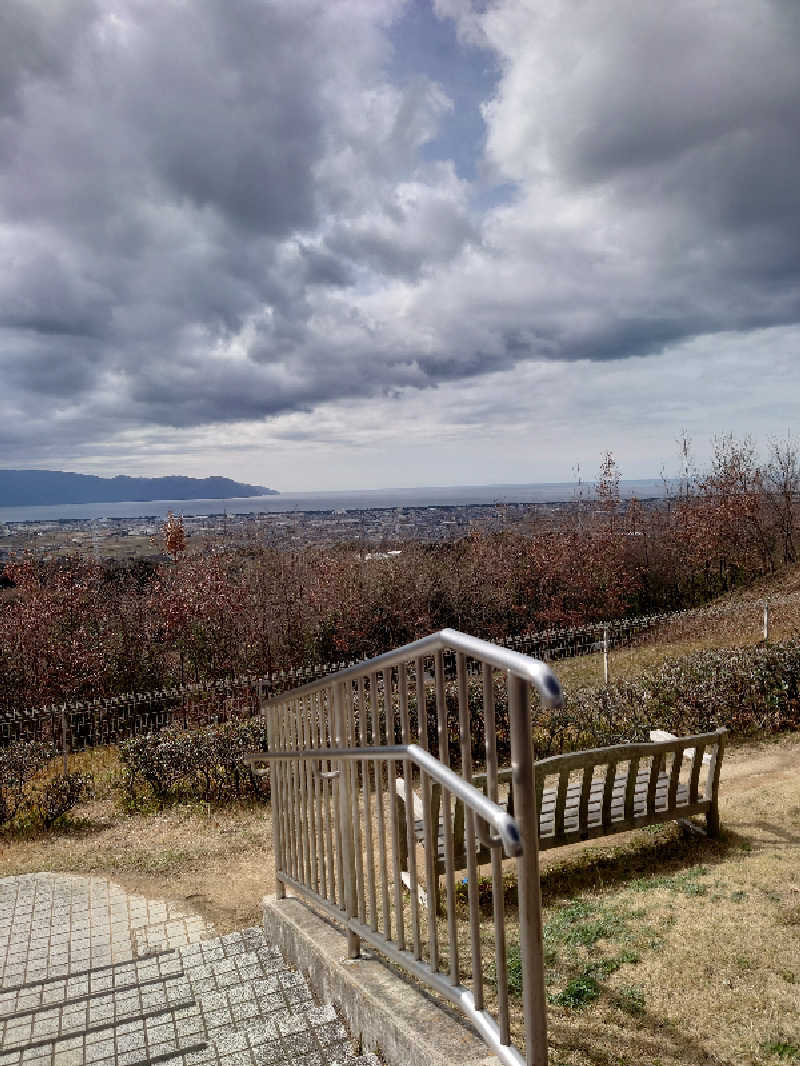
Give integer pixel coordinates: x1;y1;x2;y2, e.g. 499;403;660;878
0;874;379;1066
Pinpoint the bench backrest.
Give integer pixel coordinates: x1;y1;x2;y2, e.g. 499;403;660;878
398;728;727;870
530;727;727;845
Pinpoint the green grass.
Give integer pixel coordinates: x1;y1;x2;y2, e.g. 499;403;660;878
629;864;709;896
761;1039;800;1061
613;983;647;1017
543;899;633;949
505;896;654;1010
552;974;601;1008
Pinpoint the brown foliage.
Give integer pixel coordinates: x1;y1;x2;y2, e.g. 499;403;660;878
1;439;798;711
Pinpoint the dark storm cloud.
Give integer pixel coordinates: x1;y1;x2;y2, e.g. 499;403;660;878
300;247;355;289
123;3;324;236
0;0;95;117
2;0;800;467
3;332;104;398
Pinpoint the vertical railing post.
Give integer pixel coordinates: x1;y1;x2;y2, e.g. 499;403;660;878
602;626;609;687
763;599;769;643
333;681;360;958
483;662;509;1046
269;705;286;900
509;673;548;1066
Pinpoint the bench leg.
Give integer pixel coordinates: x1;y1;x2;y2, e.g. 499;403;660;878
706;804;720;838
678;817;705;838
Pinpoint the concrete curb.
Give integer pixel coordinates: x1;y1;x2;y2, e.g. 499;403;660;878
262;894;501;1066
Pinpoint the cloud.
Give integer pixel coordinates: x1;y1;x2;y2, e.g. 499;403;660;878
1;0;799;478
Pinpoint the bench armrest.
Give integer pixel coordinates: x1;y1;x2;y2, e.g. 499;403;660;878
649;728;711;765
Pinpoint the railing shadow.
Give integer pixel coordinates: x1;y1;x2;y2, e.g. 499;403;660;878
549;1004;732;1066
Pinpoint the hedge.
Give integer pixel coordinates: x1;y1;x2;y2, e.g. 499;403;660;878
536;640;800;757
41;641;800;810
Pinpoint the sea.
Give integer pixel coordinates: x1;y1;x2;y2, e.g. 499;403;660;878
0;480;669;525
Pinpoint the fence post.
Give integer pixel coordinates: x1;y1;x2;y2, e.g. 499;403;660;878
333;681;360;959
763;600;770;643
61;704;68;775
509;673;548;1066
603;626;609;687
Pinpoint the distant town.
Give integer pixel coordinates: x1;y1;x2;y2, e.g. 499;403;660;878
0;500;601;562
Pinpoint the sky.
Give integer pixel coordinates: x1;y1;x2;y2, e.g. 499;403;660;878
1;0;799;491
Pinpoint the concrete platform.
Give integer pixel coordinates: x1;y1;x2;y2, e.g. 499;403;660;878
263;894;501;1066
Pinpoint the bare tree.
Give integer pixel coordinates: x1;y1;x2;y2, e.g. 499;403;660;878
764;432;800;564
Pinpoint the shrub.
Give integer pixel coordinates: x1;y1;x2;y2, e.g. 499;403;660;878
0;741;92;828
536;641;800;756
119;729;196;798
31;772;94;827
0;739;58;824
118;640;800;807
119;717;270;803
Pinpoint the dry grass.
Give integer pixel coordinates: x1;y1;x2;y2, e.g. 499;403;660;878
553;583;800;691
0;747;275;933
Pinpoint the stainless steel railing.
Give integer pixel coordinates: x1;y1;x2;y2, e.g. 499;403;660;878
245;629;563;1066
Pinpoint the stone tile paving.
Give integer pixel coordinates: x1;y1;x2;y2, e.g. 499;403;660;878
0;875;379;1066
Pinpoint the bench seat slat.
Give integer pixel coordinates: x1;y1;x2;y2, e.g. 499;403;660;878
538;766;705;812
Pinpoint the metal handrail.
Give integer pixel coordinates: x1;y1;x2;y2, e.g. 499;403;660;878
259;627;563;709
245;743;522;856
259;631;553;1066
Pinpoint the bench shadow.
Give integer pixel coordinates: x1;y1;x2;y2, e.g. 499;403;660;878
537;823;747;904
549;997;732;1066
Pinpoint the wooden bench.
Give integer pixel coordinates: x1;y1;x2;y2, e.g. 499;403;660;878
395;727;727;880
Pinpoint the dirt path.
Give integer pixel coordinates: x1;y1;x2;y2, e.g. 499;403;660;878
718;734;799;788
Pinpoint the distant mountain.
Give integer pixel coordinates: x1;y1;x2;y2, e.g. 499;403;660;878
0;470;277;506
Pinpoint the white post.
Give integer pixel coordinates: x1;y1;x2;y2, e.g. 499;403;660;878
763;600;769;643
603;626;609;686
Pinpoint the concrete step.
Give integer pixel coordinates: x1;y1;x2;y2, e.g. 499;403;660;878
0;948;185;1021
0;928;379;1066
0;876;379;1066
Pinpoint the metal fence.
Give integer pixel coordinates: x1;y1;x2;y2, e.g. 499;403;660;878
246;629;564;1066
0;661;357;754
4;591;797;758
505;592;800;683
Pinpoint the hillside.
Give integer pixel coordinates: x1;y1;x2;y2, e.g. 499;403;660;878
0;469;277;506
